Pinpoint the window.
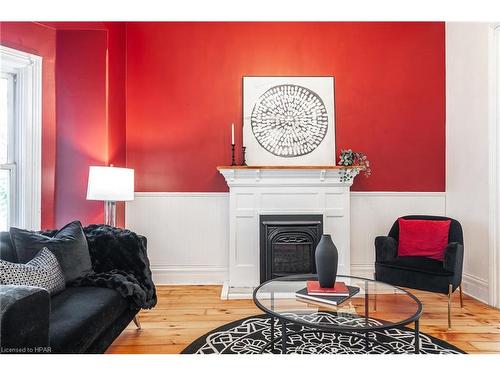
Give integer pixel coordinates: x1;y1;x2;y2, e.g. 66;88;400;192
0;72;15;230
0;45;42;231
495;24;500;308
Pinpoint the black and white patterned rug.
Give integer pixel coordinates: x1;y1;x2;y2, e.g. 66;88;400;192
181;313;465;354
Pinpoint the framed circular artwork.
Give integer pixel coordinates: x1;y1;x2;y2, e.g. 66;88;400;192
243;77;335;166
250;84;328;157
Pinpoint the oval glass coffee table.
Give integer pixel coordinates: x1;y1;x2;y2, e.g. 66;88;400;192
253;274;423;354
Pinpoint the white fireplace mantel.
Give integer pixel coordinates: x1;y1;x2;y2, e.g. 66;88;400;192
218;166;363;289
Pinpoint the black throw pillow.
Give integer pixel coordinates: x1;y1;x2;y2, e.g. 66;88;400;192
9;221;92;283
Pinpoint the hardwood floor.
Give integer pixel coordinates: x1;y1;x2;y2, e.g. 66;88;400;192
107;285;500;354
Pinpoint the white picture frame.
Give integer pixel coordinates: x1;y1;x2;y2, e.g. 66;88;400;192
243;76;335;166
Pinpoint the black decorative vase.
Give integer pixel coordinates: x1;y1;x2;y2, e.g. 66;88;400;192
315;234;338;288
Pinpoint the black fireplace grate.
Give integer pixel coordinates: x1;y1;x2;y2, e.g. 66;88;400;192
260;215;323;283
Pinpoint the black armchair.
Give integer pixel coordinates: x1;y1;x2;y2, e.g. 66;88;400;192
374;215;464;329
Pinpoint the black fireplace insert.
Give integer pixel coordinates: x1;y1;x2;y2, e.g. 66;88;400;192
260;214;323;283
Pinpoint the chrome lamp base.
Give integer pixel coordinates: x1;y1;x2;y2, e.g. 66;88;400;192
104;200;117;227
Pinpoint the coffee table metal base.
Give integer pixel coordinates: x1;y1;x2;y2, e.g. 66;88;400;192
260;316;420;354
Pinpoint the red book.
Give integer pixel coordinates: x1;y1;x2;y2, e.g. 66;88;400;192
306;280;350;296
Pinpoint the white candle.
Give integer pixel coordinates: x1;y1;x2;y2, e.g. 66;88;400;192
231;123;235;145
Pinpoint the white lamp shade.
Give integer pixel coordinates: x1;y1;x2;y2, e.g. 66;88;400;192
86;166;135;201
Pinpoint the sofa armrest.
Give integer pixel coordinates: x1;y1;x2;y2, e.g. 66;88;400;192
0;285;50;353
443;242;464;276
375;236;398;262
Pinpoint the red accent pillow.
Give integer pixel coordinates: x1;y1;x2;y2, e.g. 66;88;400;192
397;218;451;261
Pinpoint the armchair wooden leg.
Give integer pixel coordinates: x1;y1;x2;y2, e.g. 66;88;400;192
133;315;142;330
459;283;464;308
373;272;377;311
448;284;452;330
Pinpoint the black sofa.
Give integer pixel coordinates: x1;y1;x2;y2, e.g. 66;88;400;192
0;230;145;354
374;215;464;328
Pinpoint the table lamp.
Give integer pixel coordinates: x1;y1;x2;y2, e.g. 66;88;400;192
86;166;135;227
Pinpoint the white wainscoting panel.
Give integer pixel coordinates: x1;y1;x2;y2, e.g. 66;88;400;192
126;193;229;285
126;191;447;287
350;192;446;278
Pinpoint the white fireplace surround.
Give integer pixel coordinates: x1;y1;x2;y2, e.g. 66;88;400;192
217;166;362;289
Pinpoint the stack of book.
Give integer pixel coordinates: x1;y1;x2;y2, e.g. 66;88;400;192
295;280;360;306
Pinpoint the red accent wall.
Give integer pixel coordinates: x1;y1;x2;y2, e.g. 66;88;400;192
126;22;445;192
0;22;57;228
1;22;446;230
105;22;127;227
55;30;108;227
106;23;126;168
52;23;126;228
2;22;127;229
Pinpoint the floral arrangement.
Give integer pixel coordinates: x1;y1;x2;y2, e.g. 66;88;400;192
337;149;371;182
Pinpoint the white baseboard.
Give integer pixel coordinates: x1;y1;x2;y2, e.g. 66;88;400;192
220;281;229;300
351;265;489;304
152;266;228;285
350;264;375;279
462;272;489;303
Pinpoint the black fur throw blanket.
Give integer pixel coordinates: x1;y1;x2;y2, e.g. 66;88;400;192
41;225;157;309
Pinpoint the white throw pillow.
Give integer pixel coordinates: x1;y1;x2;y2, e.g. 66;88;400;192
0;247;65;295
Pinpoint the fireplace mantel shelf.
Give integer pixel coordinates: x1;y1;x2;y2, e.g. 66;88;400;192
218;164;363;186
217;165;364;170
